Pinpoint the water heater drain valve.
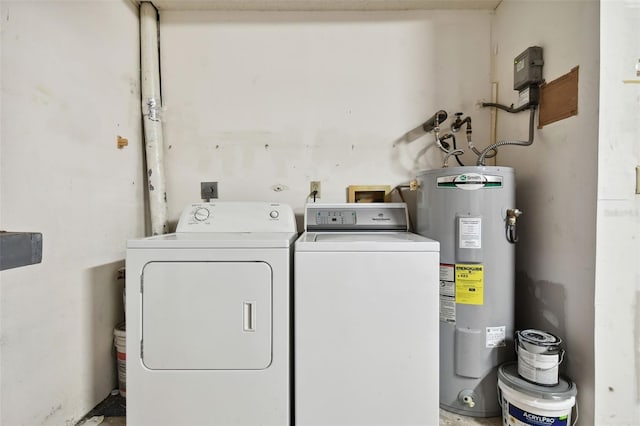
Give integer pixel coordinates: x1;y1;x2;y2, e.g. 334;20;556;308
458;390;477;408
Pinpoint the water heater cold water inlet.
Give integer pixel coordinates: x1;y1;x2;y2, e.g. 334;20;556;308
416;166;517;418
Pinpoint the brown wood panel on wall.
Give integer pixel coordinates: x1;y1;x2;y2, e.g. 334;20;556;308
539;66;579;128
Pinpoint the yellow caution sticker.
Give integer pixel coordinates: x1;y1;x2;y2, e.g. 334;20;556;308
455;264;484;305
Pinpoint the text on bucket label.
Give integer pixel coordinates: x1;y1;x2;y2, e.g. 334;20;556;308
506;402;568;426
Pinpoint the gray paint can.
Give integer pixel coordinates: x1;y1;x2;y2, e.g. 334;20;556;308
516;329;564;386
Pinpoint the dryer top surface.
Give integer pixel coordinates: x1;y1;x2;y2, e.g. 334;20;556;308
128;231;298;249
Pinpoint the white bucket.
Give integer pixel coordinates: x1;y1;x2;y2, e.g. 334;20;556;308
113;322;126;398
516;329;564;386
498;362;577;426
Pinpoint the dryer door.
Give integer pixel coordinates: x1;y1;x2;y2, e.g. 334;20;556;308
141;261;272;370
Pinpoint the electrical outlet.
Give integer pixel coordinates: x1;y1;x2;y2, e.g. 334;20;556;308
310;181;321;199
201;181;218;200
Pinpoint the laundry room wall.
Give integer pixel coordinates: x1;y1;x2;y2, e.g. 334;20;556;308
158;9;494;225
491;1;600;424
0;1;143;425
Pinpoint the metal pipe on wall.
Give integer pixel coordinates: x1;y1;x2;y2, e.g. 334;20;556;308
140;2;168;235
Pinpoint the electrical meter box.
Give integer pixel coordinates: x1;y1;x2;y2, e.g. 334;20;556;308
513;46;544;91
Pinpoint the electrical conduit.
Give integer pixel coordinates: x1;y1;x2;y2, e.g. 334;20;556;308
477;106;537;166
140;2;168;235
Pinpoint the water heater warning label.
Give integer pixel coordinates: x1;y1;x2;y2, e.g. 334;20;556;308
455;264;484;305
439;264;456;323
486;326;506;348
459;217;482;249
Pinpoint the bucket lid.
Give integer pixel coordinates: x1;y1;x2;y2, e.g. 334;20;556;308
499;362;577;400
518;329;562;346
114;322;126;337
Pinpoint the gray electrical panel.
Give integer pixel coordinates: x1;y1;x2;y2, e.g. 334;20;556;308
513;46;544;91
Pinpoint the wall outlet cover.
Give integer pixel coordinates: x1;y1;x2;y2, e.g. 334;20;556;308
201;182;218;200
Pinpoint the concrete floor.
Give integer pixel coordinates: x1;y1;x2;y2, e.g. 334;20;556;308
81;410;502;425
98;418;125;426
78;416;125;426
439;409;503;426
79;391;503;425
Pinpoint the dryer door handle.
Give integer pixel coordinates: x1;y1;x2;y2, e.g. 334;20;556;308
243;301;256;332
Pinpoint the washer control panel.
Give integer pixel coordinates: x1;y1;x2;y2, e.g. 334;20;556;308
305;203;409;231
314;210;356;226
176;202;296;233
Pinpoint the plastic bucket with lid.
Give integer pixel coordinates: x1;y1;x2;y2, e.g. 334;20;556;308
516;329;564;386
113;322;126;397
498;362;577;426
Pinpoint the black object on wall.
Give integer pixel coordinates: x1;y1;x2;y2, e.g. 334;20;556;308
0;231;43;271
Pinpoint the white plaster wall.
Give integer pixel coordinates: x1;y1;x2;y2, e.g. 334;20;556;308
0;1;143;424
595;1;640;424
159;10;494;225
491;1;600;424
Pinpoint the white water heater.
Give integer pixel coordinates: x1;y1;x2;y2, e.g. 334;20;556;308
416;166;517;417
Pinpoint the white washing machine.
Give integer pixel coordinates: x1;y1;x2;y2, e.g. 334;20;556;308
126;202;297;426
295;203;440;426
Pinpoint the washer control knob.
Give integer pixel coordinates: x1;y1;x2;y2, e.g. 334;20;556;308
194;207;210;221
269;210;279;219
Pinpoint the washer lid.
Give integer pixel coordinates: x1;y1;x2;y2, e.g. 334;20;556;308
295;232;439;252
314;233;422;242
498;362;577;400
128;232;298;249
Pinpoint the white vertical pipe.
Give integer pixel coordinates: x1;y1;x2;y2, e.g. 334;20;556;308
140;2;168;235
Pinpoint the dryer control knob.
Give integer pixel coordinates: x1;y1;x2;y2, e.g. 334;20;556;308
194;207;210;221
269;210;279;219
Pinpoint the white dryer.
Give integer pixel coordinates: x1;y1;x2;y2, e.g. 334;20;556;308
294;203;440;426
126;202;297;426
